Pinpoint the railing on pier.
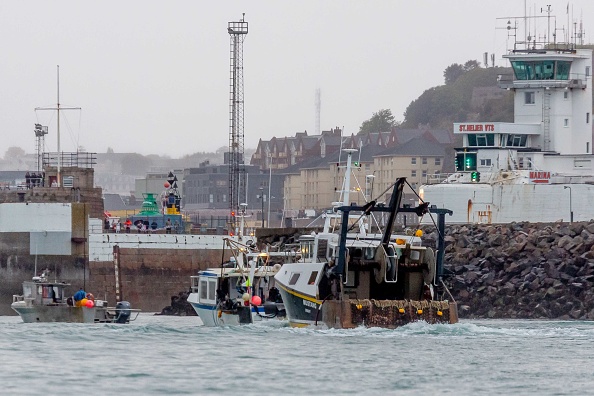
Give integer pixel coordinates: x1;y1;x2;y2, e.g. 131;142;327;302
42;152;97;169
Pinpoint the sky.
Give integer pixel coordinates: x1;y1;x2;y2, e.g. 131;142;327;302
1;1;593;158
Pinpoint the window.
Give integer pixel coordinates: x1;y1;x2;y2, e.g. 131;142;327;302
199;280;208;299
422;157;427;165
524;92;535;104
435;158;441;165
307;271;318;285
468;134;495;147
564;119;569;127
208;280;216;300
511;60;571;80
411;157;416;165
411;170;417;177
574;159;591;168
480;159;492;166
587;113;590;124
422;170;427;178
564;91;569;99
506;134;527;147
289;273;301;286
587;66;591;77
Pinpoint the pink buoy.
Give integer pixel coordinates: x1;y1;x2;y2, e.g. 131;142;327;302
85;299;95;308
251;295;262;306
164;182;170;188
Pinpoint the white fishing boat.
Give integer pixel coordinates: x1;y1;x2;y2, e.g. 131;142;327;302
274;150;458;328
11;269;139;323
420;8;594;224
187;239;294;326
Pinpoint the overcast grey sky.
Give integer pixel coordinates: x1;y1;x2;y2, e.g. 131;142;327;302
1;1;592;158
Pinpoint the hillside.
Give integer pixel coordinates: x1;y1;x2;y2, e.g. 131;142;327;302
401;66;514;132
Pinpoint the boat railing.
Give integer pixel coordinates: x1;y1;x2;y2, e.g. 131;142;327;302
12;295;24;303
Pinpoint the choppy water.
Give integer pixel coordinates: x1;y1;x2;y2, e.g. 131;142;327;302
1;314;593;395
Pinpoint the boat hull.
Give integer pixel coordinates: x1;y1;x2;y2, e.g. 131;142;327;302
276;283;321;328
11;302;99;323
276;283;457;329
187;296;276;327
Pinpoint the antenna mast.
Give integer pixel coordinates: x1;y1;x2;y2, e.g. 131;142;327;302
227;14;248;232
35;65;80;187
315;88;321;135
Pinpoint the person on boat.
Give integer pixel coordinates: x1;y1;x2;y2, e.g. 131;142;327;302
125;218;132;233
165;218;172;234
25;172;30;189
151;221;158;231
174;220;180;234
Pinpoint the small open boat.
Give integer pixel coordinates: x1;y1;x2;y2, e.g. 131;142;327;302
11;270;139;323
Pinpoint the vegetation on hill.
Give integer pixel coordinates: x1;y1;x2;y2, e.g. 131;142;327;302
358;109;398;134
401;63;514;129
358;61;514;134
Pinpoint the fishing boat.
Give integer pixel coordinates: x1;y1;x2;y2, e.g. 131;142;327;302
11;269;139;323
187;239;294;326
420;8;594;224
274;151;458;329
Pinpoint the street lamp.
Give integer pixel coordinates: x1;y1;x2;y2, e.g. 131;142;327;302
258;187;265;228
564;186;573;223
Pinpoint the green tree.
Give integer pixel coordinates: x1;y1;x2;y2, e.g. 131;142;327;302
358;109;397;134
443;63;465;85
4;146;25;160
463;60;480;71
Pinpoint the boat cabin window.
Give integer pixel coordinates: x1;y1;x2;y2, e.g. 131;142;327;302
289;273;301;286
199;278;218;303
300;241;314;260
307;271;318;285
23;285;33;298
200;280;208;300
191;277;200;292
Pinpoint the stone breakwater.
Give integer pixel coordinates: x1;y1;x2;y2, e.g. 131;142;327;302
423;221;594;320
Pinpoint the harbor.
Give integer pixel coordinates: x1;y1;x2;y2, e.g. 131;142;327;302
2;1;594;394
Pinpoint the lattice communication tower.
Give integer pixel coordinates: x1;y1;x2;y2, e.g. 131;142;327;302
34;123;48;172
228;15;248;230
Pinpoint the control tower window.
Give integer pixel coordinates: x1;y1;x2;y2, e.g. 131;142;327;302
505;134;527;147
511;60;571;80
468;134;495;147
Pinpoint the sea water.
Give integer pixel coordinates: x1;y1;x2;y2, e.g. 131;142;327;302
1;314;592;395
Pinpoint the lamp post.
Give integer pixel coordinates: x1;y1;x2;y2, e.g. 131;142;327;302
258;187;265;228
564;186;573;223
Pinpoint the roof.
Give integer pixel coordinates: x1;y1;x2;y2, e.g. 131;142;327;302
376;136;446;157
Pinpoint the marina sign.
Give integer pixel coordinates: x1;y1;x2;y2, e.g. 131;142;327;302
529;171;551;184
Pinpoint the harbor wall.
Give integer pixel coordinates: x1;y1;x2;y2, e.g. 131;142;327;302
0;202;92;315
88;247;227;312
423;221;594;320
